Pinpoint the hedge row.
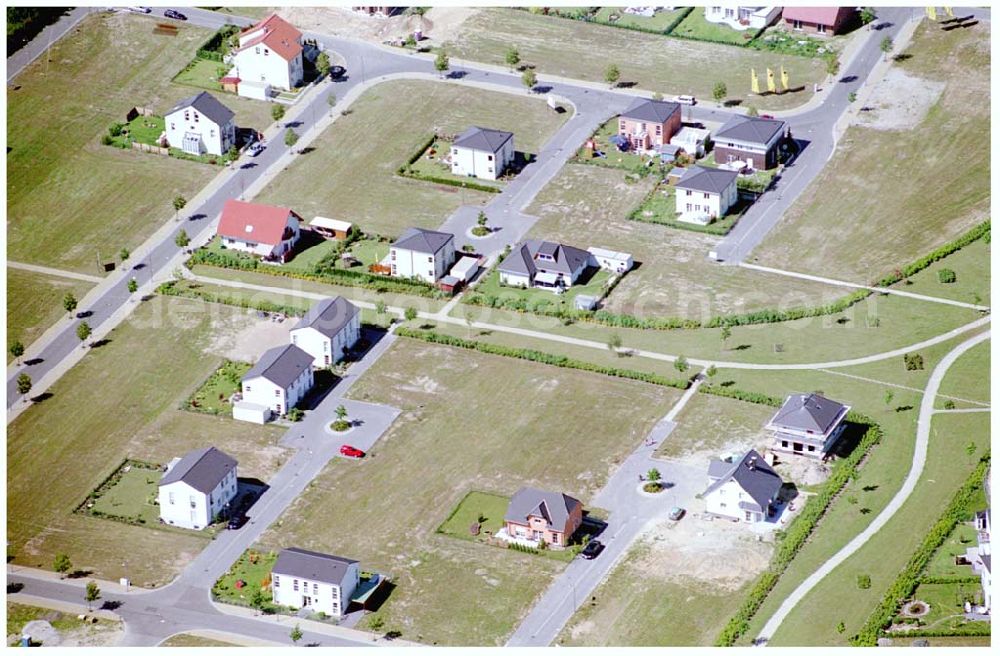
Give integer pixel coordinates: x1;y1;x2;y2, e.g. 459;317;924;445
850;456;991;646
74;458;163;525
917;575;982;585
884;624;991;639
715;409;884;646
873;221;991;288
699;384;783;407
395;327;691;390
398;167;502;193
196;24;239;62
157;280;308;317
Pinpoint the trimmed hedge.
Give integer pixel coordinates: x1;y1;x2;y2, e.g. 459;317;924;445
395;327;691;390
396;133;502;193
884;624;991;639
850;456;991;646
917;575;981;585
699;385;783;407
157;280;308;317
196;24;240;62
873;221;990;288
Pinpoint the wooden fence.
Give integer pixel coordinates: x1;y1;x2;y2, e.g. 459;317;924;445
132;141;169;156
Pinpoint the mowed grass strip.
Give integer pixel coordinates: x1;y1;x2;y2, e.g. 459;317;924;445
259;339;681;645
6;268;94;358
7;297;287;586
448;8;825;111
7;12;273;274
752;21;990;282
255;79;568;238
893;239;990;307
934;339;990;408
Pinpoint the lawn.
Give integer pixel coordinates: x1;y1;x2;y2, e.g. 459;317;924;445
160;633;242;647
631;182;753;235
751;21;990;282
255;79;568;238
671;7;757;45
572;118;663;172
892;581;988;634
7;11;274;274
6;268;94;358
524;163;844;322
110;114;167;147
186;360;251;415
448;8;826;110
212;548;279;610
435;491;509;542
592;7;689;32
935;339;990;408
656;392;775;460
7;296;288;587
404;137;505;189
172;56;227;91
923;522;981;578
87;463;162;527
6;602;121;647
259;338;681;645
469;267;613;313
893;238;990;307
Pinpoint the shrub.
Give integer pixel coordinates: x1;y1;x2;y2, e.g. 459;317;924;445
287;408;304;422
331;419;350;432
271;104;286;122
857;574;871;589
674;356;689;373
937;268;956;284
100;134;113;146
904;353;924;371
108;122;125;137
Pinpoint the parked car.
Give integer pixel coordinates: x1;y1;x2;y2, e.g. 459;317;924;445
340;445;365;459
163;9;187;20
126;6;152;13
668;506;686;521
330;65;347;79
580;539;604;559
248;142;264;157
227;511;247;530
760;113;775;120
674;94;697;105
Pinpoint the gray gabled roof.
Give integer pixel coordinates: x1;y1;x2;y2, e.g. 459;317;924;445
770;393;849;434
392;227;454;254
715;114;785;145
292;296;359;339
498;239;591;277
620;97;681;123
453;126;513;153
702;449;782;510
504;487;582;529
159;446;237;493
675;166;739;194
166;90;235;126
272;547;358;586
242;344;313;389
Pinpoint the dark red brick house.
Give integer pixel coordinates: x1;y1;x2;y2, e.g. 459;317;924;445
781;7;856;35
712;114;789;170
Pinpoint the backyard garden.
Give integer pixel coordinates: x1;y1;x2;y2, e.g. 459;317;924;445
186;360;251;415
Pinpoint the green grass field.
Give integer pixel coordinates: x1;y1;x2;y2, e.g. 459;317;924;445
469;267;613;313
671;7;756;45
255;79;567;238
7;297;287;587
89;465;162;526
923;523;981;578
172;56;226;91
436;491;509;542
752;21;990;282
448;8;825;110
656;392;775;460
186;360;251;414
592;7;689;32
894;239;990;307
260;338;681;645
935;340;990;408
7;12;274;274
6;268;94;358
213;549;279;610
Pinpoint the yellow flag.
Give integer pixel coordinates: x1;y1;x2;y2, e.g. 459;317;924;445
780;66;789;91
944;6;954;17
926;6;937;20
751;68;760;94
766;68;776;93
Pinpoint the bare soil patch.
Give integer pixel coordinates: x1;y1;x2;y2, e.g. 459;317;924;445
856;67;945;131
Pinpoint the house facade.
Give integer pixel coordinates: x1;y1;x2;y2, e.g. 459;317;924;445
231;13;304;92
158;447;238;530
713;114;788;170
503;487;583;549
702;450;783;523
617;98;682;152
766;393;851;459
705;6;781;31
781;6;856;35
498;240;592;290
450;127;515;181
290;296;361;367
271;547;360;619
973;509;992;612
164;91;236;157
389;227;456;283
587;247;633;274
216;199;302;262
240;344;315;418
674;166;739;222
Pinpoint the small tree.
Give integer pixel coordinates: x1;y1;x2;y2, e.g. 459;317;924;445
175;229;190;248
477;211;488;227
335;404;348;421
127;278;138;294
249;587;266;614
825;54;840;77
647;468;661;482
505;46;521;70
706;364;717;378
521;68;537;92
17;373;32;396
271;104;286;122
285;128;299;148
713;81;727;104
316;51;331;78
836;621;846;634
607;333;623;354
674;356;689;373
856;574;871;589
883;389;894;406
375;299;387;316
464;311;474;339
404;307;417;322
604;64;620;88
85;581;101;611
290;623;303;645
434;49;450;76
746;106;759;117
76;321;92;347
119;247;130;262
847;91;857;103
9;340;25;363
172;195;187;221
880;36;893;60
860;7;876;26
63;291;78;316
651;91;663;101
720;324;732;349
53;553;72;578
965;441;977;464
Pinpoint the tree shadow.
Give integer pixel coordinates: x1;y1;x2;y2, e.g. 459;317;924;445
101;600;123;611
298;146;317;155
90;338;112;349
67;569;93;579
24;357;44;366
187;213;207;222
7;582;23;594
29;392;53;404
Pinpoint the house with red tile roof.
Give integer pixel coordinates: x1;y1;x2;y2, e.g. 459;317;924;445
230;13;304;94
216;198;302;263
781;6;856;35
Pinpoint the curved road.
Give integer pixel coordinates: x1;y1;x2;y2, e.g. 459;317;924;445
755;328;991;644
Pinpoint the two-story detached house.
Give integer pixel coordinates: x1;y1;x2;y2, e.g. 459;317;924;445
271;547;360;619
702;449;783;523
216;199;302;263
618;97;682;152
389;227;456;283
766;392;851;459
450;126;515;180
231;13;304;94
675;166;739;223
164;91;236;157
289;296;361;367
240;344;314;418
498;239;592;290
158;446;238;530
503;487;583;549
713;114;789;170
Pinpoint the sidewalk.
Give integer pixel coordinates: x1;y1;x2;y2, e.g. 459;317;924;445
7;7;98;83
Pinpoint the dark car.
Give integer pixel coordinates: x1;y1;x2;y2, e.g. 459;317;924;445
75;310;92;319
164;9;187;20
580;539;604;560
330;65;346;79
227;512;247;530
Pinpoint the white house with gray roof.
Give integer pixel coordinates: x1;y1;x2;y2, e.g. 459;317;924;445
766;393;851;459
702;449;783;524
389;227;456;283
290;296;360;367
498;240;593;291
450;126;515;180
238;344;314;420
271;547;360;618
675;166;739;224
164;91;236;157
158;446;238;530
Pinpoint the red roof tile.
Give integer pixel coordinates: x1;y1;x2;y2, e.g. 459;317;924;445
217;199;300;246
238;13;303;62
781;6;854;26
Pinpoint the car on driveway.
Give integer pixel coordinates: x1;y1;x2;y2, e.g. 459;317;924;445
227;511;247;530
668;506;686;521
580;539;604;559
248;142;264;157
340;444;365;458
164;9;186;20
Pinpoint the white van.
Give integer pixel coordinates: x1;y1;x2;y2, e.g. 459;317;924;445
674;94;697;105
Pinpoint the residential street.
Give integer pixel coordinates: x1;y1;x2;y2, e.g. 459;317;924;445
5;7;99;83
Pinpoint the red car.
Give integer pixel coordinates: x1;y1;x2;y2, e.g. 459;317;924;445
340;445;365;458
